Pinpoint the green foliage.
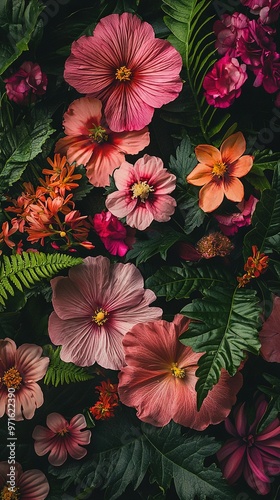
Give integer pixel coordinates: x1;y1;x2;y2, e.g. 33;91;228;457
72;164;94;201
125;225;182;265
180;285;262;408
44;346;94;387
168;135;197;188
0;252;83;308
258;373;280;432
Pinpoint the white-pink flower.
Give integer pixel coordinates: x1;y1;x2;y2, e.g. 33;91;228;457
0;338;49;421
48;256;162;369
105;154;177;230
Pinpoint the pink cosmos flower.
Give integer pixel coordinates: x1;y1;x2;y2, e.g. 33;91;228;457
0;461;49;500
203;55;248;108
118;315;243;430
48;255;162;369
214;195;258;236
259;295;280;362
4;61;47;105
64;13;183;132
217;395;280;495
105;154;177;231
92;211;134;257
55;97;150;187
0;338;49;421
213;13;249;57
32;412;91;466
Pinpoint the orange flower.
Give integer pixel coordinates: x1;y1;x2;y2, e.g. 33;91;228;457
186;132;253;212
89;394;119;420
237;245;269;287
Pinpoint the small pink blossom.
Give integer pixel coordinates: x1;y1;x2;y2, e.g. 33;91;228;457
203;55;248;108
214;195;258;236
64;13;183;132
55;97;150;187
4;61;47;105
0;338;49;421
259;295;280;362
213;13;249;57
240;0;280;23
92;211;134;257
105;154;177;231
217;395;280;495
0;461;49;500
32;413;91;466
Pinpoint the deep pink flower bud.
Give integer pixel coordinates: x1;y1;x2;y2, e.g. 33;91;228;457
4;61;47;105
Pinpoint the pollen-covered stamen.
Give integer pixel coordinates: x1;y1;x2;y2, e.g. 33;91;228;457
92;308;109;326
1;485;20;500
170;362;185;379
212;161;227;178
57;427;69;436
115;65;132;81
131;181;154;202
2;367;22;390
89;125;108;143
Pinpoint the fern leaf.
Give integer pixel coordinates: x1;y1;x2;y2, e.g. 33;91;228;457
44;346;94;387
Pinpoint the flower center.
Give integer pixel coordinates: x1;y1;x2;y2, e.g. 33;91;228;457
243;433;254;447
2;367;22;389
115;65;132;81
212;161;227;178
92;308;109;326
0;485;20;500
57;427;69;436
170;362;185;379
88;125;108;143
131;181;154;202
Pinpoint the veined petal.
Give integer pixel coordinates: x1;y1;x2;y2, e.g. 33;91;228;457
86;144;125;187
220;131;246;164
106;190;137;218
186;164;213;186
224;177;244;202
199;180;225;212
111;127;150;154
62;97;102;136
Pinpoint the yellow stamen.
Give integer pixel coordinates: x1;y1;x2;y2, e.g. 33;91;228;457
60;231;66;237
92;308;109;326
212;162;227;177
115;66;132;81
131;181;154;202
0;485;20;500
58;427;69;436
2;367;22;390
89;125;108;143
170;362;185;379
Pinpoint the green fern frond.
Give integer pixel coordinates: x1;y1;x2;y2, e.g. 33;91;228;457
0;252;83;308
44;345;94;387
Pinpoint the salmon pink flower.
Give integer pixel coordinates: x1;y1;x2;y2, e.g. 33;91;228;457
32;413;91;466
0;461;49;500
48;256;162;369
118;315;243;430
259;295;280;362
64;13;183;132
0;338;49;421
105;154;177;230
186;132;253;212
55;97;150;187
217;395;280;495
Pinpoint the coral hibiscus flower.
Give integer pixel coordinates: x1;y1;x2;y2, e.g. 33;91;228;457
32;413;91;466
55;97;150;187
0;338;49;420
48;256;162;369
118;315;243;430
105;154;177;230
186;132;253;212
0;461;49;500
64;13;183;132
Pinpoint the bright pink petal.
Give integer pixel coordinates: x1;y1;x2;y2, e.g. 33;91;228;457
126;204;154;230
219;442;246;483
62;97;102;135
111;127;150;154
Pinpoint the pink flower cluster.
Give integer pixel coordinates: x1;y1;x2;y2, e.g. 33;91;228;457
240;0;280;24
4;61;47;105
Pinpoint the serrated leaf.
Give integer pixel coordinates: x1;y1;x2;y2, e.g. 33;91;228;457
168;135;197;188
126;226;182;265
181;194;206;233
180;286;262;408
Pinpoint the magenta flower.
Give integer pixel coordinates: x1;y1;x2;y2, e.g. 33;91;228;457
105;154;177;231
259;295;280;362
214;195;258;236
118;315;243;430
237;20;276;71
213;12;249;57
253;51;280;93
4;61;47;105
64;13;183;132
240;0;280;23
0;338;49;421
0;461;49;500
48;256;162;369
32;412;91;466
203;55;248;108
55;97;150;187
92;211;134;257
217;395;280;495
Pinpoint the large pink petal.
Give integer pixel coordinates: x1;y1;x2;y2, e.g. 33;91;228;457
146;195;176;223
65;138;96;166
133;155;176;194
47;439;68;466
62;97;102;136
219;442;246;483
106;190;136;218
112;161;135;190
194;144;221;165
50;275;94;320
186;164;213;186
220;132;246;164
85;143;125;187
228;155;253;177
110;127;150;154
15;344;49;381
0;338;16;372
199;180;225;212
19;470;50;500
92;325;125;369
126;204;154;230
103;261;145;309
223;177;244;202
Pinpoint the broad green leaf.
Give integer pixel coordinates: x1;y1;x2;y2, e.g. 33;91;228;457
258;373;280;432
180;286;262;408
125;226;182;265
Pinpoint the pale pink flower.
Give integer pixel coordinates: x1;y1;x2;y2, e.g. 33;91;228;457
105;154;177;231
32;412;91;466
118;315;243;430
64;13;183;132
4;61;47;105
48;256;162;369
0;338;49;421
259;295;280;362
214;195;258;236
0;461;49;500
55;97;150;187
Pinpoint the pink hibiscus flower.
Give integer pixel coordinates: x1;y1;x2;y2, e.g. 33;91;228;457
48;255;162;369
55;97;150;187
217;395;280;495
0;338;49;421
0;461;49;500
105;154;177;231
64;13;183;132
118;315;243;430
259;295;280;362
32;412;91;466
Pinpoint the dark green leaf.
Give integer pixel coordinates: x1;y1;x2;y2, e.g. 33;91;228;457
126;226;182;265
258;373;280;432
168;135;197;188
